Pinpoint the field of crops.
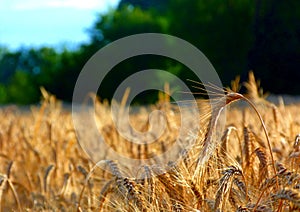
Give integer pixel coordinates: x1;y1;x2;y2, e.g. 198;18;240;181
1;73;300;211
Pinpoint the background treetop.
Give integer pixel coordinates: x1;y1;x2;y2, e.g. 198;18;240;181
0;0;299;104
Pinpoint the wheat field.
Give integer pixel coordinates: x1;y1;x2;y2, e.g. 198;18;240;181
1;72;300;211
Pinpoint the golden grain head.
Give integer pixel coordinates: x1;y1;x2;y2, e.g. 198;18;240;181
0;73;300;211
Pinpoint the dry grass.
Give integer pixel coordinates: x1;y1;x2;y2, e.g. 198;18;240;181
1;72;300;211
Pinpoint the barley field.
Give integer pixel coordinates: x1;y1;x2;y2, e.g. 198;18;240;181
1;72;300;211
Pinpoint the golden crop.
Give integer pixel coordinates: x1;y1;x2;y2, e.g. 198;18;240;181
0;72;300;211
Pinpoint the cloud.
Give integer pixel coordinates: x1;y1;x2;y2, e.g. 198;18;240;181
8;0;119;11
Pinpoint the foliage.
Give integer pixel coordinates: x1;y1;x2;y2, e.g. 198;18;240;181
167;0;255;83
248;0;300;94
0;0;299;104
6;70;39;104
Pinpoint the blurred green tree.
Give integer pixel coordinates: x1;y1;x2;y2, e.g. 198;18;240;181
0;0;299;104
248;0;300;94
7;70;39;104
118;0;170;12
87;6;170;102
167;0;255;84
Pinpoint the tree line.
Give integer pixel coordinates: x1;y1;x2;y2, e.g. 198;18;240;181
0;0;299;104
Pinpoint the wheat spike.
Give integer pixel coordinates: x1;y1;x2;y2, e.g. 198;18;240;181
214;165;243;211
294;134;300;151
273;189;300;208
98;179;114;210
44;164;55;194
254;147;269;185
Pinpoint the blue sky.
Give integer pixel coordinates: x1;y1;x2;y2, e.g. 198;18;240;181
0;0;120;50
